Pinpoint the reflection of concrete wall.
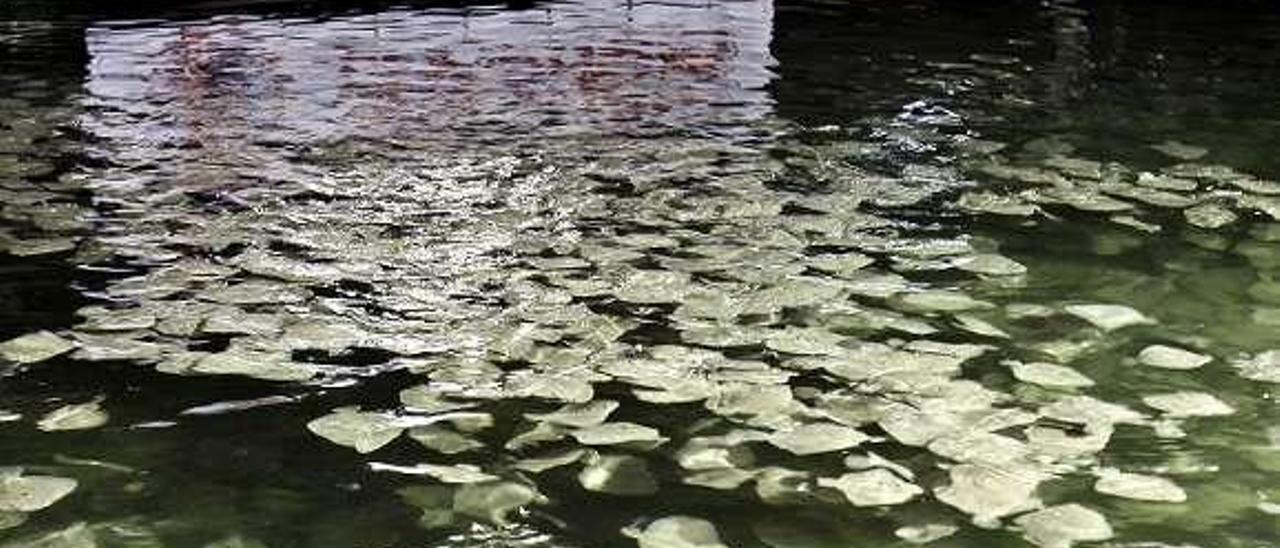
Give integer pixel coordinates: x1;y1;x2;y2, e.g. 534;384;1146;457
82;0;775;150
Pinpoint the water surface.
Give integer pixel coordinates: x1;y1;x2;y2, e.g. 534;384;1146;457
0;1;1278;547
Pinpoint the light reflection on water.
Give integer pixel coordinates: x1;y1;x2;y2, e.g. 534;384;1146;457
83;0;775;151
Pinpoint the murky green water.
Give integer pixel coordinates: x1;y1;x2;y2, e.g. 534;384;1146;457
1;1;1278;546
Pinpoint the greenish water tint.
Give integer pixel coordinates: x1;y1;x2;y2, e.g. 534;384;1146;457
1;0;1279;546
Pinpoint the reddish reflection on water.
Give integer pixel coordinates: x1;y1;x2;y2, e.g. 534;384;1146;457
82;0;776;154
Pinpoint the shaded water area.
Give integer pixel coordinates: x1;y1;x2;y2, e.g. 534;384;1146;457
1;0;1279;546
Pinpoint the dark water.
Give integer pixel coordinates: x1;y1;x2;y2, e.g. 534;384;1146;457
1;1;1279;547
